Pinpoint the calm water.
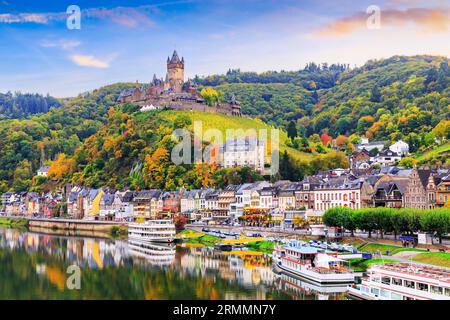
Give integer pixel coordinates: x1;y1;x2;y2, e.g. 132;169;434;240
0;226;348;300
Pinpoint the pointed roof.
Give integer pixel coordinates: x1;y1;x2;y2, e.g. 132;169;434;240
169;50;182;64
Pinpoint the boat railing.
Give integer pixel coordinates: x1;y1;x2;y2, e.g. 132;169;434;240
311;266;354;274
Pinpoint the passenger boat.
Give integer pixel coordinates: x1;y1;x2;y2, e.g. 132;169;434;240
128;220;176;243
272;242;356;284
347;263;450;300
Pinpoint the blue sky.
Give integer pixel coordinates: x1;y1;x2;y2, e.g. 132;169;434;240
0;0;449;97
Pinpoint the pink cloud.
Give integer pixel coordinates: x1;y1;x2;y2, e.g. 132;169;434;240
314;7;450;38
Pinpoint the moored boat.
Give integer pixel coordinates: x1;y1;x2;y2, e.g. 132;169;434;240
128;220;176;243
347;263;450;300
273;242;356;284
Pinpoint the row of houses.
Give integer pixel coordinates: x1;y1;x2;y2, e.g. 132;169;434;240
352;139;410;169
2;166;450;223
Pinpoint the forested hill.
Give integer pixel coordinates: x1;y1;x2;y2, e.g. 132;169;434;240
199;55;449;154
0;55;448;192
0;83;135;192
0;92;62;120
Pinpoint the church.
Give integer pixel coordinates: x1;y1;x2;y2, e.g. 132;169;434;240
118;51;241;116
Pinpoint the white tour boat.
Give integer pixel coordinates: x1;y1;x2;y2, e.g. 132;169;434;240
348;263;450;300
273;242;356;284
128;220;176;243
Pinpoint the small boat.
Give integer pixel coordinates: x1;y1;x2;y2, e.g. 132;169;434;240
273;242;356;284
128;220;176;243
347;263;450;300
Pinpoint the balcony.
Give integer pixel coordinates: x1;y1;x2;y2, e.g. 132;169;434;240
374;196;403;202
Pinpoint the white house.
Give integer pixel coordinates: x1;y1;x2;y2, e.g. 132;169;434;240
113;191;134;221
374;150;402;166
221;137;266;172
389;140;409;156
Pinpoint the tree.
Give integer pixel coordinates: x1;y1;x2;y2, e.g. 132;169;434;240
420;209;450;244
48;153;76;181
399;157;416;168
200;87;223;106
174;214;187;230
12;160;32;191
335;135;348;148
370;85;382;103
287;121;298;140
390;210;409;240
320;133;333;146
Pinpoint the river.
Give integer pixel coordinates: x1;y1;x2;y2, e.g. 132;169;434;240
0;226;349;300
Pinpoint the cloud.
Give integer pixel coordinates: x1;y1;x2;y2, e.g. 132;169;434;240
86;7;155;28
0;13;54;24
41;39;81;50
70;55;110;68
0;2;193;27
313;7;450;38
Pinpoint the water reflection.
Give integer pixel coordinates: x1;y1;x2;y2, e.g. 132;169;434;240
0;227;347;300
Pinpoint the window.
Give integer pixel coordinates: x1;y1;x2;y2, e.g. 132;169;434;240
430;286;443;295
416;283;428;291
391;292;402;300
392;278;402;286
445;288;450;297
404;280;415;288
381;277;391;285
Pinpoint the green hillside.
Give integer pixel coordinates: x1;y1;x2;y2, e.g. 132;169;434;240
207;56;449;156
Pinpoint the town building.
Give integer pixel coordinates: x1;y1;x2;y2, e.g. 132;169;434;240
374;150;402;167
404;167;436;209
436;174;450;207
221;137;266;172
313;180;372;212
373;175;409;208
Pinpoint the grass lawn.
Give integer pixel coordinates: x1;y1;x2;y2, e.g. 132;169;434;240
0;217;28;227
416;143;450;162
412;252;450;268
245;240;275;253
348;258;399;272
359;243;426;256
178;229;221;246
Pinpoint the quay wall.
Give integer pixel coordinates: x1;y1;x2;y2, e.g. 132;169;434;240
27;218;125;232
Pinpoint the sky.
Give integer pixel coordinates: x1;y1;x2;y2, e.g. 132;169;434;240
0;0;449;97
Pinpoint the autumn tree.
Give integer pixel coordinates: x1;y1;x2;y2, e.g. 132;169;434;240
48;153;76;182
142;147;169;189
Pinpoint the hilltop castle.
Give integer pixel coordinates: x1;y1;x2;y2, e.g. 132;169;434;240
118;51;241;116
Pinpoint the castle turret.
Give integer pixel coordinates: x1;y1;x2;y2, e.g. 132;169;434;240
167;50;184;93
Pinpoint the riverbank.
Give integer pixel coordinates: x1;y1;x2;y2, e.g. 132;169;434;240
0;217;28;227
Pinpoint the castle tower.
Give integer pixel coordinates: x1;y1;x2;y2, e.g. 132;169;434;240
167;50;184;93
